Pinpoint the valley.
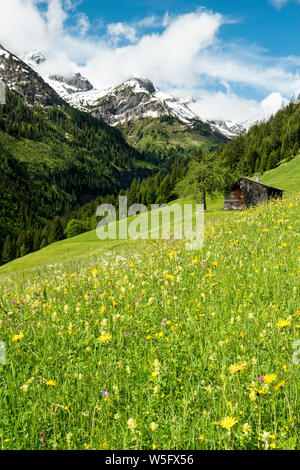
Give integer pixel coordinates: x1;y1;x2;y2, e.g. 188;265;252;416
0;27;299;451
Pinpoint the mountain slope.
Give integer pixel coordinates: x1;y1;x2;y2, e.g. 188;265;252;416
210;119;250;138
119;115;228;155
260;154;300;191
1;154;299;276
0;60;155;264
85;77;200;125
216;100;300;176
71;77;228;152
0;44;64;106
22;51;245;141
22;49;231;150
0;89;151;225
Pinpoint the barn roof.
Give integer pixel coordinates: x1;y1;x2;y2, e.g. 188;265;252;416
238;176;284;192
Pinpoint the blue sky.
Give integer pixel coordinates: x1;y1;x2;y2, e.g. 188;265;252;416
0;0;299;121
79;0;300;57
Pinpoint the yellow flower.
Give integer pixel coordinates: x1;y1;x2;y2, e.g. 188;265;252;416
84;444;90;450
149;422;158;432
274;380;285;390
249;391;257;402
97;333;112;343
276;319;291;328
11;332;24;342
102;442;109;450
220;416;238;430
199;435;205;441
229;363;247;374
152;443;157;450
264;374;277;384
45;380;57;386
127;418;137;431
242;423;252;436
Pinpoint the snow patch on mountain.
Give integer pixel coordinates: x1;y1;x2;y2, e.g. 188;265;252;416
61;77;203;127
210;120;251;138
20;50;251;137
0;44;64;107
24;51;46;66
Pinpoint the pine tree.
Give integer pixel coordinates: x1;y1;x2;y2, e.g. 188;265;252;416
2;235;14;264
48;217;64;244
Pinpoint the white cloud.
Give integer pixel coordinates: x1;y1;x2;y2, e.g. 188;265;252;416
107;22;138;44
74;13;91;37
270;0;300;8
186;90;288;122
0;0;299;122
85;11;222;89
270;0;289;8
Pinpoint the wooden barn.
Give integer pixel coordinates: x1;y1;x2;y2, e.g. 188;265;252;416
224;176;284;210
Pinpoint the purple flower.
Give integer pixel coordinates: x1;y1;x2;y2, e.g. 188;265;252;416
259;376;265;382
101;389;109;398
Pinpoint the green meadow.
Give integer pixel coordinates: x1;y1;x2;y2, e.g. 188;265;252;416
0;156;299;450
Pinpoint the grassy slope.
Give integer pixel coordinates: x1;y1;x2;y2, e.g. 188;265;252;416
1;188;299;450
260;155;300;191
0;155;299;277
119;117;228;153
0;202;224;276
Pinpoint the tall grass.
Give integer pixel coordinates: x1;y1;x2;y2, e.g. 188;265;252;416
0;193;299;450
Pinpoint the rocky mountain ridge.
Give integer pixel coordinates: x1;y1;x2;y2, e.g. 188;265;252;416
0;45;64;107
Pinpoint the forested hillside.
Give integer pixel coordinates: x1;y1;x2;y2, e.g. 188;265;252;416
1;90;299;266
0;90;154;263
217;100;300;175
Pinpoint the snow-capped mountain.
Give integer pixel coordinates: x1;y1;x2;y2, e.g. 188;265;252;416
24;50;94;96
74;77;204;126
210;120;251;138
48;73;93;95
25;51;46;65
20;50;247;137
0;45;64;107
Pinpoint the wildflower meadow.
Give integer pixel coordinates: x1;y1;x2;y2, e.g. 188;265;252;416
0;193;299;450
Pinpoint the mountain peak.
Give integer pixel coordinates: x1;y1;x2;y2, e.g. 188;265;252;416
25;51;46;65
123;77;157;94
48;72;93;94
0;44;64;107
